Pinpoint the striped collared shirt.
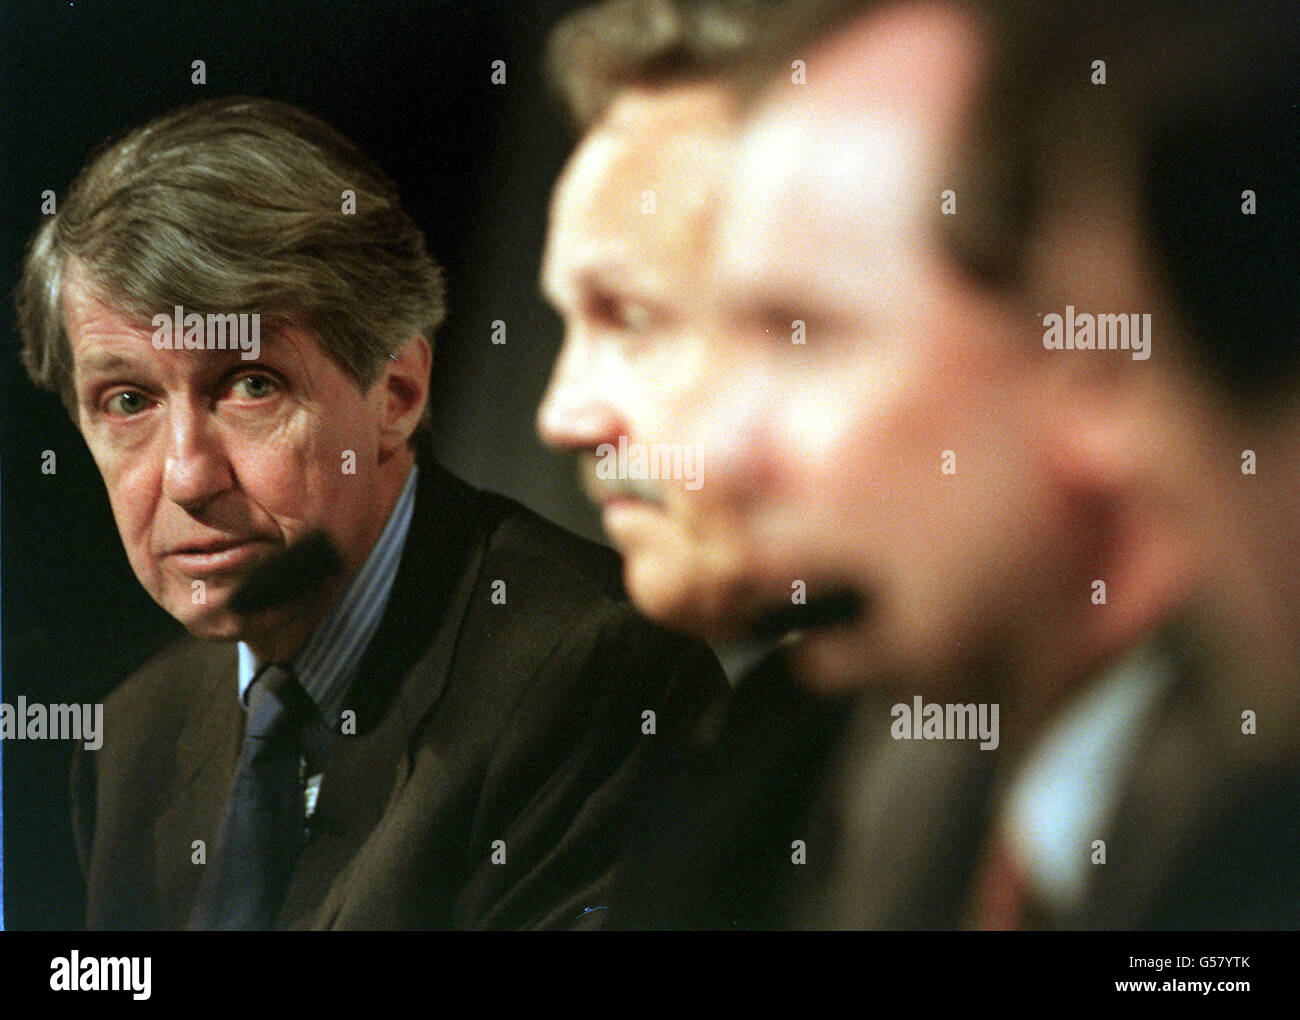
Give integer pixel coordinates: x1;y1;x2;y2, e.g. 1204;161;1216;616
237;463;419;731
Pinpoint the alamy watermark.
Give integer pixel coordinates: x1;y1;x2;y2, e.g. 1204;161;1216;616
890;696;999;750
594;435;704;491
50;952;150;1000
1042;305;1151;361
1;697;102;750
152;304;261;360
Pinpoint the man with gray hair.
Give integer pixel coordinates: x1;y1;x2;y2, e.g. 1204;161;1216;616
17;95;724;930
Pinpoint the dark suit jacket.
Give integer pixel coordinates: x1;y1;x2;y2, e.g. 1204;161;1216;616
791;643;1300;930
617;649;858;929
72;458;726;929
620;640;1298;930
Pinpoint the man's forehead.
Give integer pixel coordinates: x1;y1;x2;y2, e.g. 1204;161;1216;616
716;2;986;267
546;82;735;298
74;341;278;375
63;265;297;347
563;84;734;200
64;276;298;379
62;264;140;335
602;81;735;133
750;1;984;152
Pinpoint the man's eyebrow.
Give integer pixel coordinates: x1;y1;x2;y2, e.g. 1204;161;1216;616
578;262;670;308
541;252;670;318
75;352;142;377
75;343;276;385
540;261;624;310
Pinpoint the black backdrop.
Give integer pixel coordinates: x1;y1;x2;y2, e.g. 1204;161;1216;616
0;0;602;929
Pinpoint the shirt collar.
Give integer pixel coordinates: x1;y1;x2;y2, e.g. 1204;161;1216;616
997;640;1174;918
238;463;419;728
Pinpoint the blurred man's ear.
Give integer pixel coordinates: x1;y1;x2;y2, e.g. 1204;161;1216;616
378;334;432;455
1036;334;1208;664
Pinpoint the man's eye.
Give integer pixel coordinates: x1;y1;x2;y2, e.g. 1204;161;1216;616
615;300;653;333
105;391;149;416
230;374;277;400
758;306;809;340
592;294;655;334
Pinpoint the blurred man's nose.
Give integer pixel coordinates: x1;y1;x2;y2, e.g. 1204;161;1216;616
162;404;234;511
536;338;624;451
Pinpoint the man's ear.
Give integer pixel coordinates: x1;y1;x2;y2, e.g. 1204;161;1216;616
377;334;432;455
1039;360;1203;663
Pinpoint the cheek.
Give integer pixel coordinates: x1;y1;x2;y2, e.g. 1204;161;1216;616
228;405;370;521
89;441;162;544
673;352;783;503
758;354;913;516
625;333;706;430
754;344;993;568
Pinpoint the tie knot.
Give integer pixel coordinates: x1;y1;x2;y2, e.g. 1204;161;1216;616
246;664;314;742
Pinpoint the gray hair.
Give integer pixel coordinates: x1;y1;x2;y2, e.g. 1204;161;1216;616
16;96;445;435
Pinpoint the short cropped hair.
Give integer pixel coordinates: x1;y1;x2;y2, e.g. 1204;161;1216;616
17;96;445;435
545;0;776;130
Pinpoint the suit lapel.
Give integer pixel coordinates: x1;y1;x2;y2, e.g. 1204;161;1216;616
277;457;500;927
170;643;241;792
1077;659;1232;928
800;703;997;929
153;641;242;927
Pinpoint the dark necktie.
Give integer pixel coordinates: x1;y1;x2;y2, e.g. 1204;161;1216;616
968;830;1027;930
188;664;316;930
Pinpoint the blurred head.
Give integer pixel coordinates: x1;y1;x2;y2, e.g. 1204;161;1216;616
968;0;1300;732
571;0;1210;727
16;97;440;659
666;0;1297;722
538;0;770;633
692;0;1098;698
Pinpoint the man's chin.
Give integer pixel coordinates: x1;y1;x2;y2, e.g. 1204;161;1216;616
784;619;977;700
785;627;885;693
753;591;894;694
622;561;751;642
153;583;254;640
168;602;250;642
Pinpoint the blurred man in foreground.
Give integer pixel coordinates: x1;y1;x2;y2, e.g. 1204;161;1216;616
540;0;767;642
540;0;1298;927
539;0;868;926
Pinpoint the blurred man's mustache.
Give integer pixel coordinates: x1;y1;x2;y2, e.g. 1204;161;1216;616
228;530;344;613
578;451;669;506
750;588;864;640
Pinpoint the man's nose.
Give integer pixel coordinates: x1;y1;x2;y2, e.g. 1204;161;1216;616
536;339;623;451
162;404;234;511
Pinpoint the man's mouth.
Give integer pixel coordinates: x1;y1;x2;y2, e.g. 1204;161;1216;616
749;588;864;640
163;537;276;576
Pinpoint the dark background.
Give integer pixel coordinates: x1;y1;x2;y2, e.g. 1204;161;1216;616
1;0;601;928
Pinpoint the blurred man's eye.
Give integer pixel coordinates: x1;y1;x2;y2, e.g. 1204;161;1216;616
615;300;653;333
749;303;838;348
757;305;807;340
591;293;656;334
